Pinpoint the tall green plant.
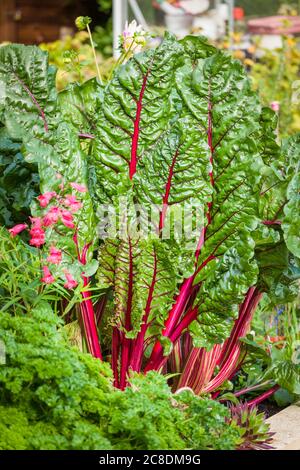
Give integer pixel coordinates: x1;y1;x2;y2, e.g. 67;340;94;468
0;35;299;403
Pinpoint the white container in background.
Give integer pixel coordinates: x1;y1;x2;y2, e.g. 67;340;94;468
217;3;229;21
259;34;283;50
193;16;218;40
165;13;194;38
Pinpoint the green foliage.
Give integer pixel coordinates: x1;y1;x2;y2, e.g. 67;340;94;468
0;303;113;450
0;44;98;255
97;0;112;14
110;376;241;450
91;33;282;350
249;37;300;137
230;405;274;450
0;302;241;450
0;127;39;227
40;32;113;90
93;0;113;58
0;227;59;314
236;0;296;16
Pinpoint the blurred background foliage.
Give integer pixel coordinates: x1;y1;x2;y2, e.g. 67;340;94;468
236;1;300;16
40;31;114;90
38;0;300;136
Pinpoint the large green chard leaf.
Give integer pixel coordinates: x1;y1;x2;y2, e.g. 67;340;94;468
0;127;39;226
0;44;97;255
257;117;299;227
57;78;104;134
98;235;182;338
254;129;300;304
0;44;56;138
95;37;282;350
174;49;264;347
91;33;184;204
282;134;300;258
254;228;300;305
134;118;210;263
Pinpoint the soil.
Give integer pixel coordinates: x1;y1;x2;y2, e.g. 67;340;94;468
258;402;285;418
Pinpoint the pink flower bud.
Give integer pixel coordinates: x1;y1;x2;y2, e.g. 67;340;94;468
270;101;280;112
41;266;55;284
37;191;57;208
47;246;62;265
63;195;83;213
61;210;75;229
29;225;45;237
30;234;45;247
64;271;78;289
70;182;87;193
43;207;61;226
8;223;28;237
29;217;43;228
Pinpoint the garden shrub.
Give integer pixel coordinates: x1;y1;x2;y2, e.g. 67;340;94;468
0;303;241;450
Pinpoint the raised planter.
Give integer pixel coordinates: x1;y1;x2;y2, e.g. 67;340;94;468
267;402;300;450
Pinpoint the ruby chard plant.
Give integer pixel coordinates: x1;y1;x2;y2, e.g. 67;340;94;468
0;33;299;403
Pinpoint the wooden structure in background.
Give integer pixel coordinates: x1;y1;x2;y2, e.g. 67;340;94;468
0;0;92;44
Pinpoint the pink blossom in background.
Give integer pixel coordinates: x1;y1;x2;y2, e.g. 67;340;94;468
47;246;62;264
8;223;28;237
270;101;280;112
61;210;75;229
29;217;43;228
43;207;61;226
37;191;57;208
70;182;87;193
40;266;55;284
64;271;78;289
63;194;83;213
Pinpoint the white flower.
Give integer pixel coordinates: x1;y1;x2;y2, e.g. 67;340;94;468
122;20;147;53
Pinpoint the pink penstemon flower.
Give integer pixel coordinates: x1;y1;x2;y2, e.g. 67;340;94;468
61;209;75;229
37;191;57;208
63;195;83;213
70;182;87;193
47;246;62;265
43;206;61;226
29;234;45;247
8;223;28;237
64;270;78;289
40;266;55;284
29;224;45;247
29;216;43;228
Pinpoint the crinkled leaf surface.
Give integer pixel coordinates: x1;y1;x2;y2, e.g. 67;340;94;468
0;44;97;259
